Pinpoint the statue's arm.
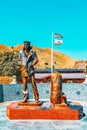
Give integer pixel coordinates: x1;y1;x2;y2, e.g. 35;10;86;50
32;51;39;66
18;51;22;66
32;57;39;66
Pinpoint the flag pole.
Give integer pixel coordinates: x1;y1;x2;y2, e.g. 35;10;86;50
51;32;54;74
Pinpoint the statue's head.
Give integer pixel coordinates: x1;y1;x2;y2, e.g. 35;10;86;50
23;41;31;51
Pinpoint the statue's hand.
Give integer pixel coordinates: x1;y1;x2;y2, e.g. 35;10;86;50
27;52;32;58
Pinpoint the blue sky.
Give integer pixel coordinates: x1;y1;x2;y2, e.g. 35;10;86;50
0;0;87;60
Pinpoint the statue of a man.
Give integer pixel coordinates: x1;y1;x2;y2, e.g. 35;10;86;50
18;41;39;103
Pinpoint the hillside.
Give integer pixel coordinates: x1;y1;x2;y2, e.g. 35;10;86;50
0;44;86;78
13;44;78;69
0;44;87;84
0;44;13;53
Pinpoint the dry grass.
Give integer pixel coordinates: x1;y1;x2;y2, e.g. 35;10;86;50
0;44;78;69
0;44;13;53
0;76;13;84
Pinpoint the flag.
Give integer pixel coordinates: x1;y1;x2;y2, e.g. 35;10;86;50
54;33;63;38
54;39;63;45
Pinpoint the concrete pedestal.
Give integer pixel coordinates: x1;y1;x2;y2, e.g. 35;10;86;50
6;101;83;120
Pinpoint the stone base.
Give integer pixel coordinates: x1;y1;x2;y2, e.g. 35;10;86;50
18;101;42;106
6;101;83;120
53;103;68;108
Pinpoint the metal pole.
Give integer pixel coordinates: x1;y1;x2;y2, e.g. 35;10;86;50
51;32;54;74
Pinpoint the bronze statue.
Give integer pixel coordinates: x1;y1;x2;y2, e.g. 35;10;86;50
50;71;67;107
18;41;39;103
50;71;62;104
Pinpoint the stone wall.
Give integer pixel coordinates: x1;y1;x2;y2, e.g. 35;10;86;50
0;83;87;102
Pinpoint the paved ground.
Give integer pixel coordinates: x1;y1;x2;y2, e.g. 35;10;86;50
0;101;87;130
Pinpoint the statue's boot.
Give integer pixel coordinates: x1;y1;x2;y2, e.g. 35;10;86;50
34;89;39;103
35;99;39;103
22;90;29;103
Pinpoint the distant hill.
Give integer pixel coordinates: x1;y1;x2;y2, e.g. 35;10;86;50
13;44;78;69
0;44;86;77
0;44;13;53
